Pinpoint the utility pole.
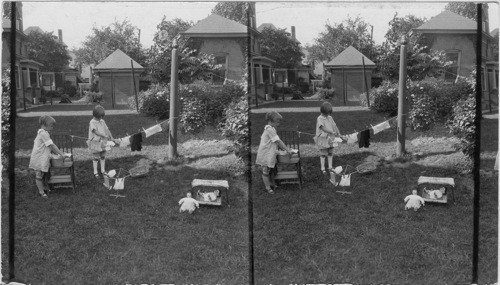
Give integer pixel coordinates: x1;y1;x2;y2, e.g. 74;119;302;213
396;37;408;157
168;37;179;160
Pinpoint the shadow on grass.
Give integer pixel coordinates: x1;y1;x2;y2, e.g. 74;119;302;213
251;150;479;284
5;153;249;284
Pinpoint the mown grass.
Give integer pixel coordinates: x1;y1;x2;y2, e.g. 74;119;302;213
250;105;497;284
3;112;249;284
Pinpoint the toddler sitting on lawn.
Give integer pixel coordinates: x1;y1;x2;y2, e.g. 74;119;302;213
255;111;293;194
179;192;199;214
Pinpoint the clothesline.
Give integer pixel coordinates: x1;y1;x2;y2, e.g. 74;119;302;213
297;115;402;138
69;118;171;141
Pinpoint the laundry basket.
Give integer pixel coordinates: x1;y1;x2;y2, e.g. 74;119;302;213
129;165;149;178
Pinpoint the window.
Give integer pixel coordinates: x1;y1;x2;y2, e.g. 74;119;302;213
275;70;286;83
444;51;460;82
495;70;499;89
29;69;38;87
213;55;227;85
15;65;20;89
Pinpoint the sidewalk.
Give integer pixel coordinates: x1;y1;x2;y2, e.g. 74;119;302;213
17;109;138;117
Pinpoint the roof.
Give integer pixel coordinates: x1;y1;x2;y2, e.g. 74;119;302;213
257;23;277;32
24;26;43;35
491;28;499;37
324;46;375;67
413;10;477;33
182;14;247;37
94;49;144;70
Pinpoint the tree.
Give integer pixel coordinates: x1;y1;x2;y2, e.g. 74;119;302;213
306;16;375;63
444;2;478;20
74;20;147;68
211;2;248;25
25;30;71;72
147;17;219;84
378;13;449;81
259;27;303;69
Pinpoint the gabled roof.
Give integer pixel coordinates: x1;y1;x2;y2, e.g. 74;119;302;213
324;46;375;67
413;10;476;33
182;14;247;37
94;49;144;70
257;23;277;32
491;28;499;37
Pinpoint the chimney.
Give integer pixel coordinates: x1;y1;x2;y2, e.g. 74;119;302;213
291;26;296;40
58;29;63;43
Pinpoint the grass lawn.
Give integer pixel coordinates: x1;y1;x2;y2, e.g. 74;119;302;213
3;113;249;284
250;105;497;284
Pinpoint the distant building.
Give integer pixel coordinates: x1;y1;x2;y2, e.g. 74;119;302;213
2;3;44;108
93;49;144;106
413;8;498;110
324;46;376;104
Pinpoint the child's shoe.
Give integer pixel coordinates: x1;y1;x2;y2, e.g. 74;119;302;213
266;188;274;194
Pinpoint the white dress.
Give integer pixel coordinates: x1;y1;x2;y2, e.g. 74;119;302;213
404;194;425;210
179;197;200;213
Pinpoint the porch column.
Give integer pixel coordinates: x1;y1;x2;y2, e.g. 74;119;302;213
250;61;255;86
259;64;263;84
268;66;272;83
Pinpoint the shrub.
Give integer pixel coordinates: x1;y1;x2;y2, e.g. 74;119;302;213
128;83;170;119
408;83;437;130
361;80;399;115
180;97;206;133
298;81;310;93
446;94;476;158
63;84;77;97
314;88;335;100
2;68;11;162
218;94;249;157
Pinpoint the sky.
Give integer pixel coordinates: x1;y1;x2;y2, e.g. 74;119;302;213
22;1;499;50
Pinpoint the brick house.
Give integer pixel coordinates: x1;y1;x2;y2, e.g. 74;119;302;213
2;2;44;108
413;9;499;109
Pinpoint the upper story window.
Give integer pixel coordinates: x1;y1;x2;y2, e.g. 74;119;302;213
443;50;460;82
213;55;227;85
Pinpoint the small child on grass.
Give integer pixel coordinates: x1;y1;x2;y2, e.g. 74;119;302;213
255;111;293;194
29;115;70;198
88;105;115;178
314;102;341;174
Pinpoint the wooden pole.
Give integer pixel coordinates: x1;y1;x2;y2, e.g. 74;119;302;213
130;60;139;112
472;5;482;284
50;75;53;105
282;81;285;101
168;39;179;159
396;40;408;157
362;57;370;107
20;68;26;110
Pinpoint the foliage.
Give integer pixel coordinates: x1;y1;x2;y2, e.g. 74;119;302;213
444;2;478;20
259;27;304;69
62;84;77;97
211;2;249;25
180;81;245;132
446;94;476;158
2;2;11;18
25;30;71;72
73;20;147;67
128;83;170;119
378;14;449;81
314;88;335;100
147;18;219;84
218;94;249;156
306;16;375;63
2;68;11;161
361;80;399;115
408;83;438;130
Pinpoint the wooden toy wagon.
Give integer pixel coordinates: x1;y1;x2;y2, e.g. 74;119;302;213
191;179;230;207
417;176;455;204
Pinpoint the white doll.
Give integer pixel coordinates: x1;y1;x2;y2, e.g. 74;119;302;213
404;190;425;211
179;192;199;214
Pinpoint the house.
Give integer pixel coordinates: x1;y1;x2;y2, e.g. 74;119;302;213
2;2;44;108
413;8;499;109
92;49;144;106
257;23;314;90
23;28;82;93
324;46;376;104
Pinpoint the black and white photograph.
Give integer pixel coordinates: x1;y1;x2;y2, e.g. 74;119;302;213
1;1;498;284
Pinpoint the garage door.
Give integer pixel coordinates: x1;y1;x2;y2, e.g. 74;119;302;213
345;72;363;101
